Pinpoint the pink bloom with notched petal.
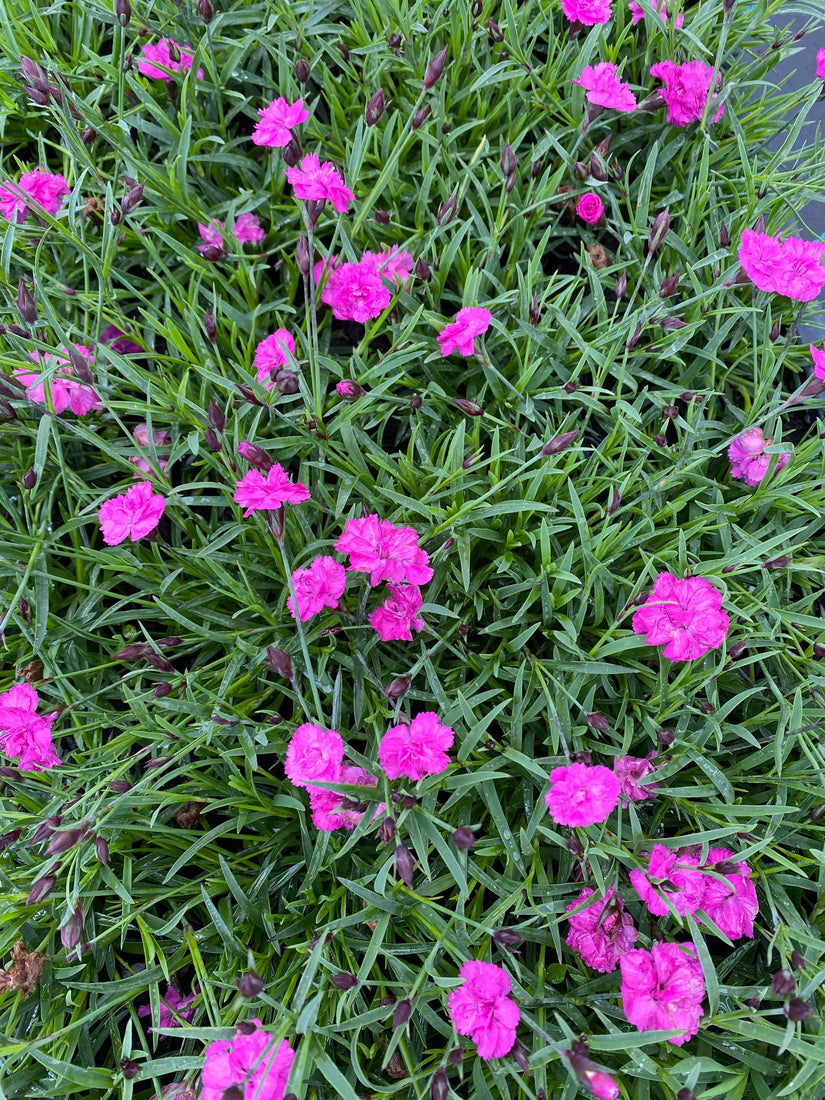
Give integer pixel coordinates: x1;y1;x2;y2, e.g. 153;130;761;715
811;343;825;380
361;246;414;285
650;60;724;126
15;344;102;415
369;584;425;641
138;983;198;1031
321;262;391;323
632;572;729;661
284;723;344;789
620;942;705;1045
138;38;204;81
613;752;659;806
285;153;355;213
254;330;296;388
628;0;683;27
233;465;309;516
201;1021;294;1100
562;0;612;24
197;222;224;252
576;193;604;224
728;427;790;486
130;423;170;477
818;48;825;80
574;63;637;112
287;556;347;620
545;763;620;827
234;212;266;244
438;306;492;357
738;231;825;301
0;167;70;223
309;764;378;831
313;253;339;284
98;481;166;546
379;711;454;780
335;515;433;587
447;961;520;1060
629;844;706;917
565;887;637;972
698;848;758;940
0;683;61;772
251;97;309;147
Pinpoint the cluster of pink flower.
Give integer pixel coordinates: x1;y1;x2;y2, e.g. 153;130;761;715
545;753;658;828
200;1020;294;1100
319;247;412;323
0;166;69;223
632;571;729;662
564;0;681;26
197;213;266;253
738;229;825;302
14;344;101;415
138;38;204;82
728;427;790;486
0;683;61;771
575;58;723;127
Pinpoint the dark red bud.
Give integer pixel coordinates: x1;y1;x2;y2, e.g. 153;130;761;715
414;257;431;280
763;554;792;570
22;468;37;490
448;1048;463;1066
568;835;584;858
393;998;412;1028
529;295;540;325
266;647;293;679
294;57;310;83
585;711;610;730
207;400;225;433
395;845;415;887
676;1091;696;1100
388;33;402;47
423;45;448;88
431;1066;449;1100
110;204;122;226
204;311;217;343
410;394;423;409
453;398;484;416
336;41;350;62
501;143;517;178
588;153;607;181
283;137;302;168
120;1059;139;1080
541;429;578;456
648;207;671;253
116;0;131;25
412;104;430;130
626;321;643;349
785;999;811;1021
375;209;391;225
121;182;144;214
607;488;621;515
332;972;359;991
237;972;263;998
753;213;766;235
437;193;458;226
727;639;747;661
27;874;57;905
113;643;153;661
46;826;88;856
95;836;109;865
719;222;730;248
660;274;680;297
660;317;687;332
108;779;132;793
385;674;411;699
791;951;806;971
17;279;37;326
493;928;523;952
200;245;226;262
511;1039;530;1073
60;901;84;951
453;827;476;850
198;0;214;22
152;681;172;698
572;161;589;181
0;828;22;851
772;971;795;997
146;653;174;673
365;88;386;126
275;369;299;395
379;817;396;845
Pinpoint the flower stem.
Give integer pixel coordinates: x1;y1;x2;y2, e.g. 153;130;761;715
278;536;325;725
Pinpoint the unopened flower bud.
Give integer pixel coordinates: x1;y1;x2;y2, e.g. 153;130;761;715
769;320;781;343
607;488;621;515
719;222;730;248
207;400;225;433
375;209;391;225
410;393;422;409
626;322;643;350
501;143;517;178
205;427;221;452
17;279;36;325
60;900;84;951
453;827;476;850
95;836;109;865
120;1058;139;1080
386;674;411;699
541;429;578;456
198;0;214;22
811;802;825;821
562;1049;619;1100
414;257;431;280
511;1039;530;1073
493;928;523;952
588;152;607;181
531;159;543;179
412;104;430;130
294;57;310;83
379;817;396;845
763;554;792;570
676;1090;695;1100
336;379;364;400
568;835;584;858
46;825;88;856
388;33;402;47
22;468;37;490
648;206;670;253
586;712;610;730
336;41;350;62
26;874;57;905
81;126;97;144
572;160;589;181
332;972;359;991
393;998;412;1028
660;317;686;332
431;1066;449;1100
791;950;806;971
423;45;448;88
200;245;226;262
365;88;386;126
772;970;795;997
202;311;218;344
660;274;680;297
121;182;144;214
153;681;173;697
395;844;415;887
265;646;293;679
785;999;811;1021
238;972;264;998
529;295;541;326
116;0;131;26
614;272;627;301
437;193;458;226
275;369;299;395
283;137;302;168
753;213;766;235
452;398;483;416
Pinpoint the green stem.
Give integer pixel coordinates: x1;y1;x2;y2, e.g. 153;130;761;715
278;536;325;725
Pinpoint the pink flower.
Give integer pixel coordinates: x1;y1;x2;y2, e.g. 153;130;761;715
565;887;637;972
818;48;825;80
233;465;310;516
201;1021;294;1100
254;330;296;388
812;343;825;380
138;983;198;1031
252;97;310;147
561;0;612;24
335;515;433;587
15;345;102;415
0;683;61;772
130;423;170;477
0;167;70;223
629;844;706;917
361;246;414;285
437;307;492;357
649;60;724;126
313;253;339;284
285;153;355;213
320;261;391;323
631;572;729;661
234;212;266;244
619;942;705;1045
545;763;620;827
284;723;344;788
197;222;224;252
613;752;659;805
728;427;790;486
287;556;347;620
447;961;520;1060
100;325;141;355
561;1050;620;1100
98;481;166;546
628;0;683;27
138;38;204;81
379;711;455;781
698;848;758;940
738;230;825;301
369;584;425;641
574;63;637;112
309;764;378;831
576;193;604;224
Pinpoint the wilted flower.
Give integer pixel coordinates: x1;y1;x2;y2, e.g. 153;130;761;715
620;942;705;1045
447;961;520;1060
728;427;790;486
252;97;309;146
0;683;60;771
98;481;166;545
566;887;637;972
631;572;729;661
138;38;204;81
545;763;620;827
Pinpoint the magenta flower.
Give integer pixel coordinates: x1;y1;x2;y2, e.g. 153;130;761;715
320;261;391;323
379;712;454;781
252;97;310;147
254;330;296;388
287;556;347;620
100;325;141;355
818;48;825;80
545;763;620;827
15;345;102;415
197;222;224;253
234;212;266;244
447;961;520;1060
649;60;724;126
361;246;414;285
812;343;825;379
201;1021;294;1100
336;515;433;587
613;752;659;806
313;253;339;284
620;942;705;1045
565;887;637;972
629;844;706;917
309;764;378;831
138;983;198;1031
738;230;825;302
0;167;70;223
284;723;344;789
628;0;683;26
437;307;492;357
369;584;425;641
98;481;166;546
285;153;355;213
138;38;204;81
0;683;61;772
561;0;612;24
698;848;758;940
728;427;790;486
576;193;604;224
631;572;729;661
130;423;170;477
561;1049;621;1100
233;465;310;517
574;63;637;112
